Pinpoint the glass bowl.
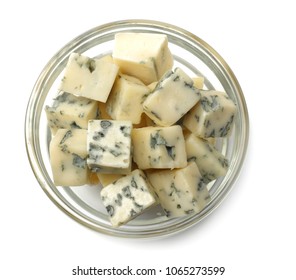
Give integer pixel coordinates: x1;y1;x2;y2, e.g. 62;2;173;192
25;19;249;238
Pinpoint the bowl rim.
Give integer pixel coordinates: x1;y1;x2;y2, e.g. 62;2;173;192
25;19;249;238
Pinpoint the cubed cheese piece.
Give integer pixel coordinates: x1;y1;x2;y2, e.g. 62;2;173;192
106;74;150;124
113;33;173;84
147;81;158;91
87;120;132;174
147;162;210;217
89;172;100;185
97;173;123;187
45;91;99;135
100;169;157;227
132;125;187;170
185;134;229;183
49;129;89;186
192;76;204;89
59;53;119;102
97;101;112;120
183;90;237;138
143;68;200;126
97;54;114;63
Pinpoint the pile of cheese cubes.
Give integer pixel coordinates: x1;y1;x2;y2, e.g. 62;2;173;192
46;32;237;227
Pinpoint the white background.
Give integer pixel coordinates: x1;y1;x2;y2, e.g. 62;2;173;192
1;0;295;279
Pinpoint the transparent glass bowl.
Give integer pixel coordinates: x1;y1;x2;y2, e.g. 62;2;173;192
25;19;249;238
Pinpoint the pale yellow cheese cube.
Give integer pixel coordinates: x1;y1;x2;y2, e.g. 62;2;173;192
45;91;99;135
185;134;229;183
49;129;89;186
147;162;210;217
97;173;123;187
147;81;158;91
106;74;150;124
192;76;204;89
59;52;119;102
97;54;114;63
183;90;237;138
113;33;173;84
132;125;187;170
143;68;200;126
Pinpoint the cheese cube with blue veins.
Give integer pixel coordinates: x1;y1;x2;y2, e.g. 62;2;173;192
101;169;157;227
113;33;173;85
59;53;119;102
49;129;89;186
87;120;132;174
45;91;99;135
143;68;201;127
97;173;123;188
132;125;187;170
106;73;150;124
183;90;237;138
147;162;210;217
185;133;229;183
192;76;204;89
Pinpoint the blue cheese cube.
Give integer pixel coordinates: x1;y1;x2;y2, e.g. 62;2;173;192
183;90;237;138
147;162;210;217
49;129;89;186
106;74;150;124
45;91;99;135
143;68;200;126
132;125;187;170
59;53;119;102
87;120;132;174
185;134;229;183
113;33;173;84
97;173;123;187
100;169;157;227
97;101;112;120
192;76;204;89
